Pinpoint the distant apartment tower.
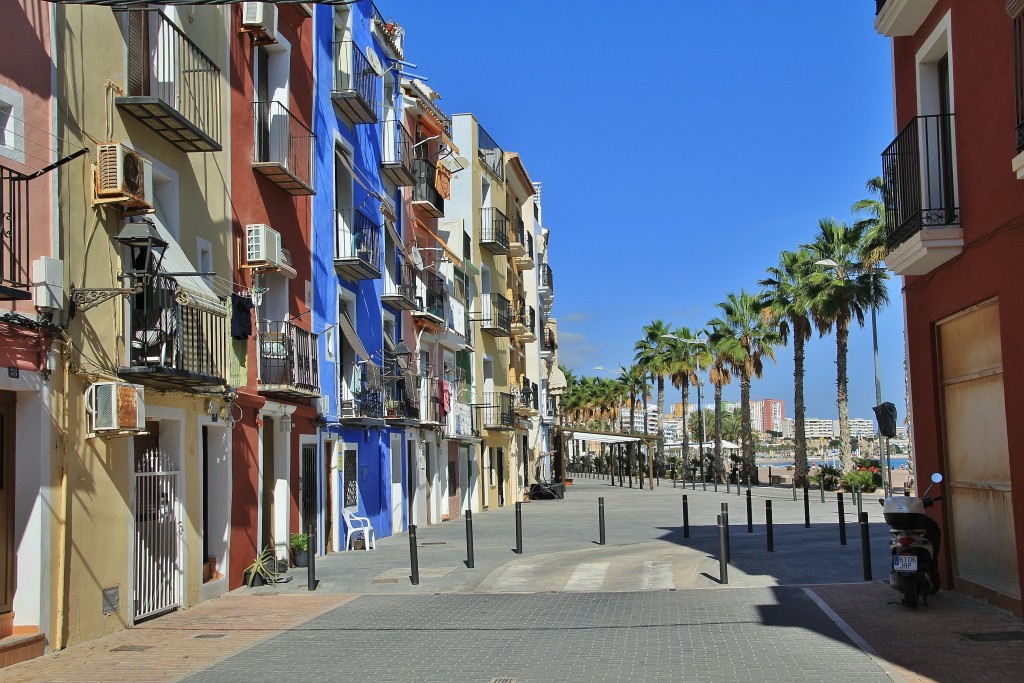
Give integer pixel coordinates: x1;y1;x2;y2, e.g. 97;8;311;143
805;419;836;440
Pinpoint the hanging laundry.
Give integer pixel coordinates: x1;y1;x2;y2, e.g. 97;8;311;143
231;292;254;339
438;378;451;421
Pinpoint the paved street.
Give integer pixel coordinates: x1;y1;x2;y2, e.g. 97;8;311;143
5;478;1023;682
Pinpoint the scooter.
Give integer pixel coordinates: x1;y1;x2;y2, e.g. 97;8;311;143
881;472;944;608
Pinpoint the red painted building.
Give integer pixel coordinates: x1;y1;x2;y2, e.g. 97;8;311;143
227;2;318;588
876;0;1024;615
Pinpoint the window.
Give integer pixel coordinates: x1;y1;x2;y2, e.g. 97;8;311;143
196;237;213;286
0;84;26;165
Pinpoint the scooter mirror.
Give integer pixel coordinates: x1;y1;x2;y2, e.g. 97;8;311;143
931;473;943;484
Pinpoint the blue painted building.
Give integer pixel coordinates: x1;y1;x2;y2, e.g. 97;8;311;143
311;1;413;552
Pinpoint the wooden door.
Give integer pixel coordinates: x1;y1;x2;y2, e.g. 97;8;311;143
0;393;14;614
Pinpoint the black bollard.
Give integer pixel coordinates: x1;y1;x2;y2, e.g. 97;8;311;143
766;500;774;552
859;512;872;581
803;483;811;528
726;476;731;495
515;502;523;554
838;493;847;545
465;510;475;569
713;465;718;493
307;518;317;591
721;502;730;564
746;489;753;533
768;466;772;486
598;497;606;545
682;495;690;539
717;515;729;585
856;485;863;518
409;524;420;585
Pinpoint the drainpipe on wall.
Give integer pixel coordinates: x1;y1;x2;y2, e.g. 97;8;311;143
54;347;71;650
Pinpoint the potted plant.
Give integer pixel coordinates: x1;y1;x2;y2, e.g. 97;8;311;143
291;532;309;568
242;546;279;587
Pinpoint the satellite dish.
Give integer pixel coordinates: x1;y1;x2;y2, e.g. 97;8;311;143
365;47;384;77
410;246;424;270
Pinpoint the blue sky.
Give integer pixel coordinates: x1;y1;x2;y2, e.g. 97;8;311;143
389;0;901;421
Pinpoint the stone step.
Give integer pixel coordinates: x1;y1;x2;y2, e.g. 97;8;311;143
0;632;45;668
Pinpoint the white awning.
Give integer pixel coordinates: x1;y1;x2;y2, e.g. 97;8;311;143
664;440;741;451
338;308;370;361
568;431;647;444
147;217;225;316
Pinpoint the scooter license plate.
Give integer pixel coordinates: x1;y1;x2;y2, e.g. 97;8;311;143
894;554;918;571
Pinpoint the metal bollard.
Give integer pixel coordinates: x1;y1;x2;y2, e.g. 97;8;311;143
721;502;730;564
682;495;690;539
856;486;863;518
803;483;811;528
768;466;772;486
838;493;847;545
726;477;731;495
307;518;317;591
859;512;872;581
717;515;729;584
766;500;774;552
746;489;753;533
598;497;606;545
515;502;523;554
793;479;798;501
465;510;475;569
409;524;420;585
820;479;826;503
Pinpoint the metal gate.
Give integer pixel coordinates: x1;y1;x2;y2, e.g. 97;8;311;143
133;444;181;621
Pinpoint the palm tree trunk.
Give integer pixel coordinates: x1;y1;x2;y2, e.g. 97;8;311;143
656;375;665;482
681;382;690;477
627;443;633;488
740;375;754;481
794;326;808;487
837;320;852;472
714;383;724;482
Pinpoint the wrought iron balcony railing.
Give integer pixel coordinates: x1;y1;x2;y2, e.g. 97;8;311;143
512;301;536;342
252;100;314;195
117;8;221;152
340;362;385;423
413;270;445;324
331;40;378;125
480;292;511;336
121;274;227;387
539;263;555;297
381;118;415;186
481;391;514;430
540;326;557;357
382;257;419;311
0;166;29;301
419;376;442;424
334;208;381;280
384;380;419;424
257;320;320;398
445;396;476;439
517;377;539;413
480;207;509;255
411;159;444;217
477;123;504;180
881;113;959;250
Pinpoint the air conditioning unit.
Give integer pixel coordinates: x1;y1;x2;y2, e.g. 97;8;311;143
85;382;145;433
246;224;284;269
95;143;152;210
32;256;64;312
241;2;278;43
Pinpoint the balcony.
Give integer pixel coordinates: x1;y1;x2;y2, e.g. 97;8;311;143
874;0;938;38
881;113;962;275
0;166;30;301
419;376;442;425
509;215;526;258
411;159;444;217
480;207;509;255
381;119;415;186
445;396;477;440
477;123;504;180
382;257;419;311
384;381;419;427
252;101;315;196
412;270;445;326
482;391;514;431
257;320;320;400
120;274;227;388
540;326;557;361
542;395;558;425
371;4;405;60
516;377;539;417
334;208;381;280
479;293;511;337
116;9;221;152
511;301;536;343
514;230;535;270
331;40;378;126
339;362;385;427
538;263;555;304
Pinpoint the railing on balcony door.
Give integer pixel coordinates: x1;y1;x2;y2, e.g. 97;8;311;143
525;232;534;260
482;391;514;429
515;302;536;336
257;320;319;394
418;270;445;320
881;113;959;249
539;263;555;292
412;158;444;215
382;118;414;180
384;380;418;420
420;376;441;423
335;208;381;271
352;362;384;419
542;326;557;354
477;123;504;180
253;100;314;192
0;167;29;301
383;257;418;307
480;207;509;252
481;293;511;334
332;40;377;124
126;274;227;382
120;8;221;151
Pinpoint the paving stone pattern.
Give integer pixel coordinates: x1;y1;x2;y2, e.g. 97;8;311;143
185;588;889;683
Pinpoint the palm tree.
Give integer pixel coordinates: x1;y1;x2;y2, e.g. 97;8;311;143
635;319;672;483
664;327;697;476
852;176;888;268
705;328;732;482
804;218;888;472
760;249;814;487
617;364;648;485
709;290;780;482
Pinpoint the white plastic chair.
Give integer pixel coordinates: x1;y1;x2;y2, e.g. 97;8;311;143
342;508;375;551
